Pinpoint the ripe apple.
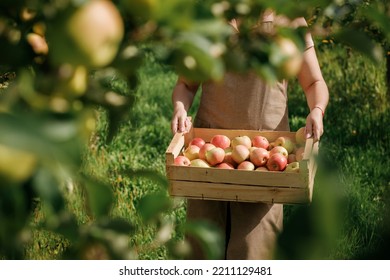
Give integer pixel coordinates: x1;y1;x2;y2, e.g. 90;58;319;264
267;153;288;171
237;161;255;170
252;135;269;150
183;145;200;161
231;144;250;164
255;166;269;171
268;141;276;150
275;37;303;79
269;146;288;158
48;0;124;68
189;137;206;149
287;153;297;164
190;159;210;168
223;148;237;167
285;161;300;173
295;127;306;146
174;155;191;166
198;143;216;160
205;147;225;166
295;147;305;161
231;135;251;149
249;147;269;167
275;136;295;153
216;162;235;169
210;134;231;150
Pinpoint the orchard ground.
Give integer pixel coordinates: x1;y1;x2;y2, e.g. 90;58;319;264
26;43;390;260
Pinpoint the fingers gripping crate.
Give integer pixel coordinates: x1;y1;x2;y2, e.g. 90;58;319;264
165;127;319;205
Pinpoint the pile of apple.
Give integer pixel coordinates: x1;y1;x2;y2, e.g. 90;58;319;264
174;127;307;173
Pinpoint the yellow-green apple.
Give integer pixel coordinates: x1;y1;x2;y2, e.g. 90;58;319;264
199;143;216;160
295;147;305;161
183;145;200;161
231;135;251;149
269;146;288;158
223;147;237;167
295;127;306;146
231;144;250;164
252;135;269;150
190;159;210;168
249;147;269;167
267;153;288;171
287;153;297;164
174;155;190;166
285;161;300;173
256;166;269;171
275;37;303;79
268;141;276;150
216;162;235;169
275;136;294;153
210;134;231;150
205;147;225;166
237;161;255;170
189;137;206;149
48;0;124;68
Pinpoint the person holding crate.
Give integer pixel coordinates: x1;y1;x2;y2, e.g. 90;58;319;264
170;10;329;260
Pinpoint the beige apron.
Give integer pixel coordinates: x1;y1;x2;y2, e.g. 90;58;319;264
187;72;287;260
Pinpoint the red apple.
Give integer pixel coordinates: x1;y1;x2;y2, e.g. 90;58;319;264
205;147;225;166
231;135;251;149
252;135;269;150
189;137;206;149
269;146;288;158
285;161;300;173
216;162;235;169
210;134;231;150
198;143;216;160
183;145;200;161
274;136;295;154
267;153;288;171
231;144;250;164
190;159;210;168
249;147;269;167
237;161;255;170
295;127;306;147
174;155;191;166
287;153;297;164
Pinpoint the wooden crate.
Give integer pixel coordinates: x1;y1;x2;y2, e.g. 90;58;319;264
165;127;319;204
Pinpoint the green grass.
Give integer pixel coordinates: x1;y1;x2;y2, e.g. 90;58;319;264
25;44;390;260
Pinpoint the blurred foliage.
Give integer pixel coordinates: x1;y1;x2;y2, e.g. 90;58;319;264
1;0;389;260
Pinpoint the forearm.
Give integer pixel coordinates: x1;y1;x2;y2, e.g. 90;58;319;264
304;79;329;115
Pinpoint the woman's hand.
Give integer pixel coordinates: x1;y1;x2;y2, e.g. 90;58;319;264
305;107;324;142
171;106;192;135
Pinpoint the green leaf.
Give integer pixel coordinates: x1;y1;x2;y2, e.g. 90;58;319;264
136;192;172;222
334;28;384;63
83;177;114;219
184;220;224;260
96;217;135;234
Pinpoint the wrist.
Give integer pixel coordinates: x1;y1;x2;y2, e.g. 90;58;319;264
312;106;324;117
